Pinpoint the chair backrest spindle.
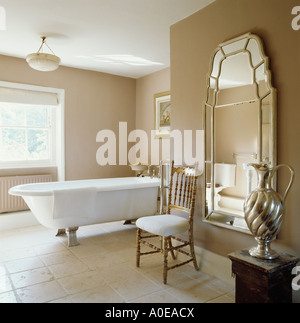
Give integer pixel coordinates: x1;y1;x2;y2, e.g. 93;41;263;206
167;161;198;220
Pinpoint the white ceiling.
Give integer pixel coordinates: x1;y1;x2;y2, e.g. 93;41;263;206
0;0;215;78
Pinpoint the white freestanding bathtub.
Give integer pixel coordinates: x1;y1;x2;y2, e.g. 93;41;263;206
9;177;160;246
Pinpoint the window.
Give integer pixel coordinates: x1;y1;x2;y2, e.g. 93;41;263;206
0;81;65;180
0;103;55;166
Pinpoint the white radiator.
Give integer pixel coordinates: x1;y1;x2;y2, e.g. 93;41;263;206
0;174;53;213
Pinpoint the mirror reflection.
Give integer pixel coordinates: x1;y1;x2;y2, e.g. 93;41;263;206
203;33;277;233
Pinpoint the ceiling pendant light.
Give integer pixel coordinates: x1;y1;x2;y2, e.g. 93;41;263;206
26;36;61;72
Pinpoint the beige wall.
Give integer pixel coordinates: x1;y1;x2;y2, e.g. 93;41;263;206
136;68;170;163
170;0;300;256
0;54;136;180
136;68;170;132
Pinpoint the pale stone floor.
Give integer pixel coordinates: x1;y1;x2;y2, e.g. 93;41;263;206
0;221;235;303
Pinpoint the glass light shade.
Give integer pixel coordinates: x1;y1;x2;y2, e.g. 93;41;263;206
26;53;61;72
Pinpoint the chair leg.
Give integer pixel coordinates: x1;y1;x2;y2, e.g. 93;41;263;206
136;228;141;267
168;237;176;260
163;236;168;284
190;240;199;271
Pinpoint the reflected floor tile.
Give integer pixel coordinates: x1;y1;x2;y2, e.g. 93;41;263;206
0;247;37;262
109;274;162;302
34;242;67;256
208;292;235;303
48;296;74;303
10;267;54;289
0;291;18;303
82;251;129;270
165;278;228;303
99;262;142;284
68;243;108;259
5;256;45;274
57;269;106;295
0;275;13;293
206;278;234;295
0;264;8;277
48;259;89;279
1;229;57;250
15;280;67;303
139;265;200;288
70;284;125;303
129;289;181;303
40;251;79;266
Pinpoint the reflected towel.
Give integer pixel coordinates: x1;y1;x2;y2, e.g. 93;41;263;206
53;187;97;219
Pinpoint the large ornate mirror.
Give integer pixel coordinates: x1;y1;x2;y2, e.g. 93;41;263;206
203;33;277;233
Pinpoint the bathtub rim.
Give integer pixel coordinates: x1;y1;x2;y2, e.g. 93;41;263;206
9;176;161;197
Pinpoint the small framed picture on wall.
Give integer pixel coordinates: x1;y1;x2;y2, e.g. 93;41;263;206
154;91;171;138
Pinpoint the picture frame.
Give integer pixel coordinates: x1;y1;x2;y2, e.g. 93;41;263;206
154;91;171;138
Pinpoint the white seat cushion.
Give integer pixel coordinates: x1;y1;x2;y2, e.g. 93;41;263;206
136;214;189;237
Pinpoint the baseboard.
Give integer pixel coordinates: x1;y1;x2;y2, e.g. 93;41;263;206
176;244;234;287
194;245;234;286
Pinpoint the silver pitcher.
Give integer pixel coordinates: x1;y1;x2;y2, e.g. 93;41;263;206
244;163;295;260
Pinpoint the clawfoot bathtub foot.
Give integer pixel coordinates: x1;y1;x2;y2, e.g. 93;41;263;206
67;227;79;247
56;229;66;236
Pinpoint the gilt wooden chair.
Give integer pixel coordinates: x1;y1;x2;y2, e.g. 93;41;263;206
136;161;199;284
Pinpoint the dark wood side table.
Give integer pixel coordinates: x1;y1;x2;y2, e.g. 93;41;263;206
228;249;299;303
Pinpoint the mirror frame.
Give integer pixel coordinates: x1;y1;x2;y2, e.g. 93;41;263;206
202;32;277;233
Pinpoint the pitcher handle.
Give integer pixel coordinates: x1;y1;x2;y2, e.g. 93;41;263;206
270;164;295;202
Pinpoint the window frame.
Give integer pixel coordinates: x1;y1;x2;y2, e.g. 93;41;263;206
0;103;56;168
0;81;65;181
